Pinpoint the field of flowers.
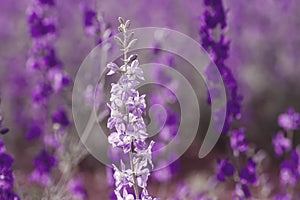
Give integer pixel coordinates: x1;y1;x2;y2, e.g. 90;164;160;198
0;0;300;199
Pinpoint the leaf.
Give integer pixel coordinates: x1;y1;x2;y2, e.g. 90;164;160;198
114;36;123;47
128;32;134;42
125;20;131;29
127;39;137;49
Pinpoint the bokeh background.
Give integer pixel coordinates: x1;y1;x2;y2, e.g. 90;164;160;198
1;0;300;199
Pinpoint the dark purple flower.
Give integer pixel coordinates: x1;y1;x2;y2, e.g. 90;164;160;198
272;131;291;156
216;158;235;181
32;82;53;104
278;108;300;132
33;150;56;173
200;0;242;135
0;128;9;135
83;9;100;36
84;9;97;27
43;47;62;69
52;107;70;127
239;158;258;186
0;105;18;198
280;150;299;186
31;150;56;186
26;122;43;140
28;13;56;38
230;128;248;154
39;0;55;6
0;153;14;190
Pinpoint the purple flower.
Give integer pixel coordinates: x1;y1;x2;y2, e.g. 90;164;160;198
0;107;19;198
68;177;88;200
216;158;235;181
39;0;55;6
239;158;258;186
107;18;157;199
280;150;299;186
278;108;300;132
47;68;71;92
43;47;62;69
52;107;70;127
0;153;14;190
230;128;248;154
31;150;56;186
32;82;53;104
233;184;250;199
83;9;99;36
26;122;43;140
200;0;242;135
272;131;291;156
28;12;56;38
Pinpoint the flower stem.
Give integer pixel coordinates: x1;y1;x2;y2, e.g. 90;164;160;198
122;22;139;199
129;148;140;199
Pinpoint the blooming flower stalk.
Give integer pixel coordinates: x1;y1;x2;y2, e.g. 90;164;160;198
272;108;300;198
106;17;157;200
26;0;71;186
200;0;259;198
0;100;19;199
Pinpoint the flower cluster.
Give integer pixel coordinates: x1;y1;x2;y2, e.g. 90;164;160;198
0;101;19;199
200;0;242;135
278;108;300;132
272;108;300;198
230;128;248;156
201;1;260;198
26;0;71;187
106;17;158;200
81;1;112;45
26;2;87;200
30;149;57;186
216;157;258;199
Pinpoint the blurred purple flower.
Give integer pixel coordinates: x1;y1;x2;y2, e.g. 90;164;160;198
0;105;19;199
280;150;299;186
278;108;300;132
30;149;56;186
233;183;250;199
230;128;248;154
200;0;242;135
83;8;99;37
68;177;88;200
216;158;235;181
0;153;14;191
52;107;70;127
26;122;43;140
239;158;258;186
39;0;55;6
272;131;291;157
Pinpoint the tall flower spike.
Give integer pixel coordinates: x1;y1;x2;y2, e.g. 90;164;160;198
0;101;20;199
106;17;158;200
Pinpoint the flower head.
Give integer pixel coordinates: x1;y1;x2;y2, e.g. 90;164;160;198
216;158;235;181
278;108;300;131
230;128;248;154
239;158;258;186
272;131;291;156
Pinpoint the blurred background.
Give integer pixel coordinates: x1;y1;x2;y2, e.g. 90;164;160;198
0;0;300;199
